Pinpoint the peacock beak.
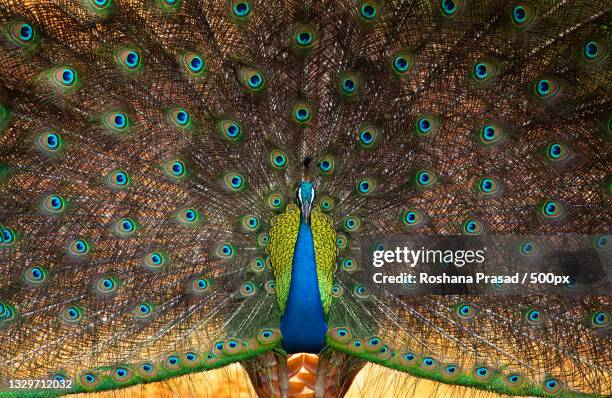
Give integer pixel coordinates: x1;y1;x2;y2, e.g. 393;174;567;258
301;201;312;223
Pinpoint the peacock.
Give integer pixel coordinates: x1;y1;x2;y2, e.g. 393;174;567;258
0;0;610;397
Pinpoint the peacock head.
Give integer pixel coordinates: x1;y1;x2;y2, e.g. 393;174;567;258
297;181;315;222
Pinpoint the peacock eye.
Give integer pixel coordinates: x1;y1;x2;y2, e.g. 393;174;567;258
480;123;504;145
415;114;440;137
99;277;115;291
115;172;126;184
415;169;437;189
358;1;380;21
8;21;36;46
358;126;380;148
534;78;560;99
115;114;125;127
336;233;348;250
144;251;166;269
338;72;360;97
108;170;131;189
269;149;288;170
475;63;486;77
292;102;312;125
91;0;111;8
250;257;265;272
356;177;376;195
116;48;142;72
439;0;463;17
103;112;131;134
471;60;500;83
472;366;493;381
589;311;610;328
0;226;15;246
69;239;91;256
546;142;570;162
231;1;251;18
543;378;561;394
41;194;67;215
420;357;439;371
169;108;190;128
402;209;424;227
519;240;538;256
505;373;525;388
113;217;137;237
455;304;476;319
342;78;356;93
58;68;75;85
177;208;201;226
240;68;264;91
513;6;526;22
584;41;598;59
479;178;493;192
582;39;606;62
189;56;203;70
135;303;154;319
525;308;544;324
268;193;284;210
462;219;483;235
180;51;206;77
223;172;245;191
320;196;334;211
140;363;154;374
593;235;610;252
112;366;132;383
511;4;536;27
317;154;335;174
61;306;84;324
240;215;260;232
19;24;33;41
227;124;239;136
48;67;80;93
343;216;362;232
36;131;63;154
419;118;431;132
163;159;187;179
539;200;564;220
190;277;211;294
298;32;312;45
361;5;374;18
395;57;407;70
216;243;236;259
341;257;358;272
240;281;256;296
24;266;48;285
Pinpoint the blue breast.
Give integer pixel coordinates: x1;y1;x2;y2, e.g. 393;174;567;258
280;221;328;353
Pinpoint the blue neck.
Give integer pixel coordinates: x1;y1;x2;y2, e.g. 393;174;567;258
280;220;327;353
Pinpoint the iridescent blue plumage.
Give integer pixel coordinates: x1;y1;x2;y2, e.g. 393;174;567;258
280;221;327;353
